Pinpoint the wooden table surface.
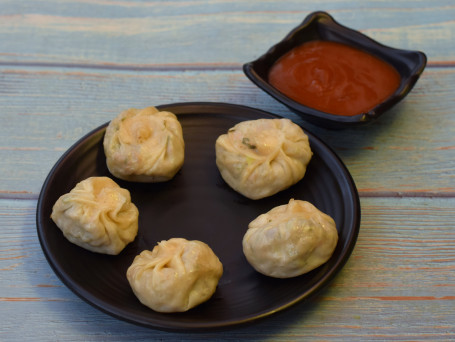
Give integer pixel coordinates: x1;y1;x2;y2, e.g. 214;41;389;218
1;1;454;341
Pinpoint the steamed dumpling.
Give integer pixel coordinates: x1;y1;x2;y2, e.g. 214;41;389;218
242;199;338;278
127;238;223;313
215;118;312;200
103;106;184;182
51;177;139;255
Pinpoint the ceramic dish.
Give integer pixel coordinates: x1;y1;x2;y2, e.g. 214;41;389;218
36;102;361;331
243;11;427;128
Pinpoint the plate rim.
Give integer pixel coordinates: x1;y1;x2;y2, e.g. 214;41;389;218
36;101;361;331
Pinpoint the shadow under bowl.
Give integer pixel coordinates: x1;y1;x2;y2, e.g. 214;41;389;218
243;11;427;128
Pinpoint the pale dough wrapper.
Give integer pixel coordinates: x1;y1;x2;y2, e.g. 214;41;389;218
242;199;338;278
215;118;312;200
127;238;223;313
103;106;184;182
51;177;139;255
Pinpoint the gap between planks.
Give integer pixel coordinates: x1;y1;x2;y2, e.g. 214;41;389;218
1;191;455;201
0;60;452;73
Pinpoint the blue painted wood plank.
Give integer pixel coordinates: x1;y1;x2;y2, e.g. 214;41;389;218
1;197;454;340
0;66;453;197
0;1;453;67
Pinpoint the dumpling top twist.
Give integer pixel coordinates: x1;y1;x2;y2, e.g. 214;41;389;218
51;176;139;255
215;118;312;199
103;106;184;182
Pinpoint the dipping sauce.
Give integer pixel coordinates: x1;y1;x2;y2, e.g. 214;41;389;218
268;40;401;116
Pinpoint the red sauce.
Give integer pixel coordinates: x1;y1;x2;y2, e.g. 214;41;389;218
268;40;401;116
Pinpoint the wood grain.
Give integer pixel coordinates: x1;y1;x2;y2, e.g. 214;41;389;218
1;197;454;340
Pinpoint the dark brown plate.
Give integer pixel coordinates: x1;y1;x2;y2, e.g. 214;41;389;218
243;11;427;128
36;102;360;331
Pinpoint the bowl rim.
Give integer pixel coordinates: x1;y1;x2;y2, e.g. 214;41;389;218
243;11;427;126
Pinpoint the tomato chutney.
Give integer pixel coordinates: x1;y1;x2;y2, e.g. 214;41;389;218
268;40;401;116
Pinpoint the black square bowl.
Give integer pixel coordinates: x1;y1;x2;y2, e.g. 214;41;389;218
243;11;427;128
